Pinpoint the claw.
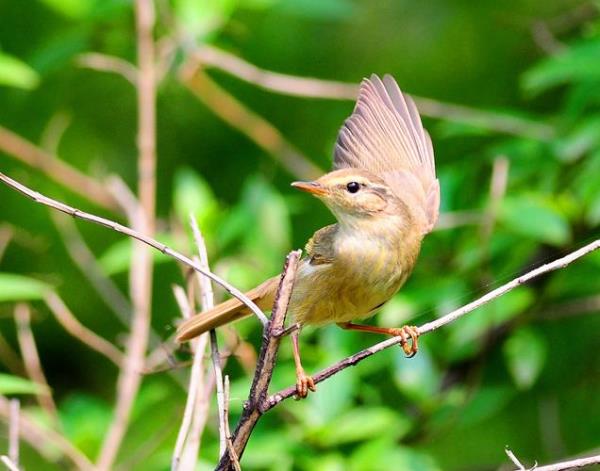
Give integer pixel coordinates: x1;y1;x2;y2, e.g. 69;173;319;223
295;370;316;399
392;325;419;358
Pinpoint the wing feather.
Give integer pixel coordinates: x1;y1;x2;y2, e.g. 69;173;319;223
334;74;440;233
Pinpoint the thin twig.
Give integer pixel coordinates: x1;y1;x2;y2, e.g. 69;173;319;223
0;171;269;326
223;376;241;471
189;216;227;457
217;250;302;470
192;45;555;141
14;304;59;425
0;224;14;262
77;53;138;85
0;456;20;471
505;448;600;471
0;126;119;211
178;63;322;180
0;395;96;471
265;238;600;408
172;285;209;471
0;332;24;376
97;0;157;467
50;212;133;329
44;292;124;367
8;399;19;467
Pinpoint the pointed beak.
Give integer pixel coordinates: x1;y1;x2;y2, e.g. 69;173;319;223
291;181;328;196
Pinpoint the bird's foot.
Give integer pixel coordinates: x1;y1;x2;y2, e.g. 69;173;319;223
295;370;316;399
389;325;420;358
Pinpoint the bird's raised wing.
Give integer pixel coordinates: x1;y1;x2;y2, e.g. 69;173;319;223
334;74;440;234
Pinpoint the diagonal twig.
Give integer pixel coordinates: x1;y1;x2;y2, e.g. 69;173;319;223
14;304;59;425
0;126;119;211
0;171;269;327
265;238;600;408
178;63;322;180
192;45;555;141
44;292;124;367
505;447;600;471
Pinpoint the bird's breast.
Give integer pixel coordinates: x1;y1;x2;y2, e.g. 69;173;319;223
290;230;416;326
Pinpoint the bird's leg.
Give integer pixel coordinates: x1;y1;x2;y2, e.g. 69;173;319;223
291;328;315;398
337;322;419;357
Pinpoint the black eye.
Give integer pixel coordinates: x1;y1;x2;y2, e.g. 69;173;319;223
346;181;360;193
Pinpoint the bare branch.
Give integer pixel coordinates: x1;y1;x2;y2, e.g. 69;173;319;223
97;0;157;467
8;399;19;467
505;448;600;471
189;217;227;457
193;46;555;141
0;456;20;471
0;395;96;471
266;238;600;407
14;304;59;425
77;53;138;84
172;285;210;471
44;292;124;367
0;126;119;211
178;63;322;180
223;376;241;471
0;171;269;326
218;250;302;470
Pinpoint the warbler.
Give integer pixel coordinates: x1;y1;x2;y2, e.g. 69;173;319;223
177;74;440;398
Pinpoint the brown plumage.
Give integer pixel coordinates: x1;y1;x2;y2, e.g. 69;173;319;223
176;74;440;397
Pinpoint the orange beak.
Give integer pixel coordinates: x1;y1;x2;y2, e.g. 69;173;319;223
291;181;328;196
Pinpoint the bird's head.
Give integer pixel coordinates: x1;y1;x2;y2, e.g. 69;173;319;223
292;168;403;227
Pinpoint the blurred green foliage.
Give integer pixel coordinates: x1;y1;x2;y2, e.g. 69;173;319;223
1;0;600;470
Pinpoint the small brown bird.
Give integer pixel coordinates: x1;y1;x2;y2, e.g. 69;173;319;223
177;74;440;398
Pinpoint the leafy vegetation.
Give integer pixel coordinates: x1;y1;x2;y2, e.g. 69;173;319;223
0;1;599;470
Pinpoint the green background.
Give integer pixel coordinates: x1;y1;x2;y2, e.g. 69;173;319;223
0;0;599;469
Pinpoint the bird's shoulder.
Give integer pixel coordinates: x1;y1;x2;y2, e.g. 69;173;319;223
305;224;338;265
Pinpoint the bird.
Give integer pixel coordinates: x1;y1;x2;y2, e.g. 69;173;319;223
176;74;440;398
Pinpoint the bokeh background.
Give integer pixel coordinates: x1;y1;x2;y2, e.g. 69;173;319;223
1;0;600;469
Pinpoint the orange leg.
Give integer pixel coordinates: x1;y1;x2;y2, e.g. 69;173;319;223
337;322;419;357
291;328;315;398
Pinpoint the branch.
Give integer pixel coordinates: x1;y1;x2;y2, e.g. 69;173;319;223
97;0;157;467
7;399;19;468
193;46;555;141
505;448;600;471
265;238;600;408
76;53;138;85
44;292;124;367
189;217;228;458
0;395;97;471
171;285;210;471
178;62;322;180
14;304;59;425
218;250;302;470
0;125;119;211
0;171;269;326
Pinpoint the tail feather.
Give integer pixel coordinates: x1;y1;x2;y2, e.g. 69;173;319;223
175;276;279;342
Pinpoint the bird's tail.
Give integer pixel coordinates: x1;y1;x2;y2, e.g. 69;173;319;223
175;275;280;342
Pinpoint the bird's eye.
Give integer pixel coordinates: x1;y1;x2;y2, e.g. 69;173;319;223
346;181;360;193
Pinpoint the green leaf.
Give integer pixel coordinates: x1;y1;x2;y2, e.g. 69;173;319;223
38;0;95;19
0;52;40;90
0;273;51;301
306;408;409;446
350;438;441;471
458;386;515;427
0;373;49;395
173;167;219;231
173;0;238;41
500;195;571;246
503;327;547;390
522;39;600;94
98;236;173;275
552;116;600;163
60;394;111;456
